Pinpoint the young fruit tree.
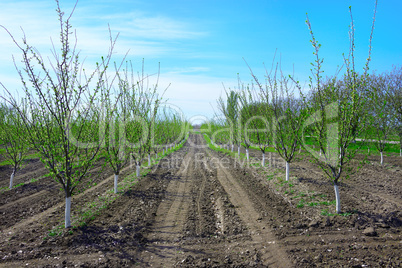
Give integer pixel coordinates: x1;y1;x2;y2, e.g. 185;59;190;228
0;1;118;227
122;63;163;178
367;73;396;165
217;89;241;155
248;61;305;181
101;64;131;194
209;118;230;149
0;101;30;189
293;2;377;214
236;81;261;162
385;65;402;156
238;87;271;166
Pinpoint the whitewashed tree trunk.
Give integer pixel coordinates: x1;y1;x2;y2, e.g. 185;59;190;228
148;154;151;167
334;182;341;214
231;144;234;152
9;170;15;189
246;148;249;161
380;151;383;166
65;196;71;228
299;145;301;154
285;161;290;181
262;152;265;166
238;145;240;157
114;174;119;194
136;164;141;177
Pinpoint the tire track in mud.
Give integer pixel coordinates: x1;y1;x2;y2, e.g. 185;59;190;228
207;150;292;267
138;134;292;267
195;165;208;236
138;135;198;267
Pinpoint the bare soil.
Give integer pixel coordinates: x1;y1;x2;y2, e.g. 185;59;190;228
0;134;401;267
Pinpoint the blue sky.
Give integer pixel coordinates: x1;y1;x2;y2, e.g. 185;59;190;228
1;0;401;122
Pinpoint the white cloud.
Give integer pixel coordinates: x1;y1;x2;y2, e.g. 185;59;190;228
0;0;216;118
99;12;208;40
158;73;237;119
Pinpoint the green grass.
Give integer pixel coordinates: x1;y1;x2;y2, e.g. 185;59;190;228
303;136;401;155
321;209;335;216
321;208;354;217
297;199;305;208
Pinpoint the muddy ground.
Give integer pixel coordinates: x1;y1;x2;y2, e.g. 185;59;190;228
0;134;401;267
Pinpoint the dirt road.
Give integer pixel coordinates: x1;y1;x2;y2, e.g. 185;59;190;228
137;134;292;267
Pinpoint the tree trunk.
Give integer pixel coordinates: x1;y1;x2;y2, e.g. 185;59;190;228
238;145;240;157
246;148;249;161
114;174;119;194
231;144;234;152
148;154;151;167
285;161;290;181
9;169;15;189
262;152;265;166
136;164;141;177
334;181;341;214
65;196;72;228
380;151;384;166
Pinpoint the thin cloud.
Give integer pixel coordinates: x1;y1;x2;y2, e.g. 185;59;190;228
165;67;210;75
101;13;208;40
